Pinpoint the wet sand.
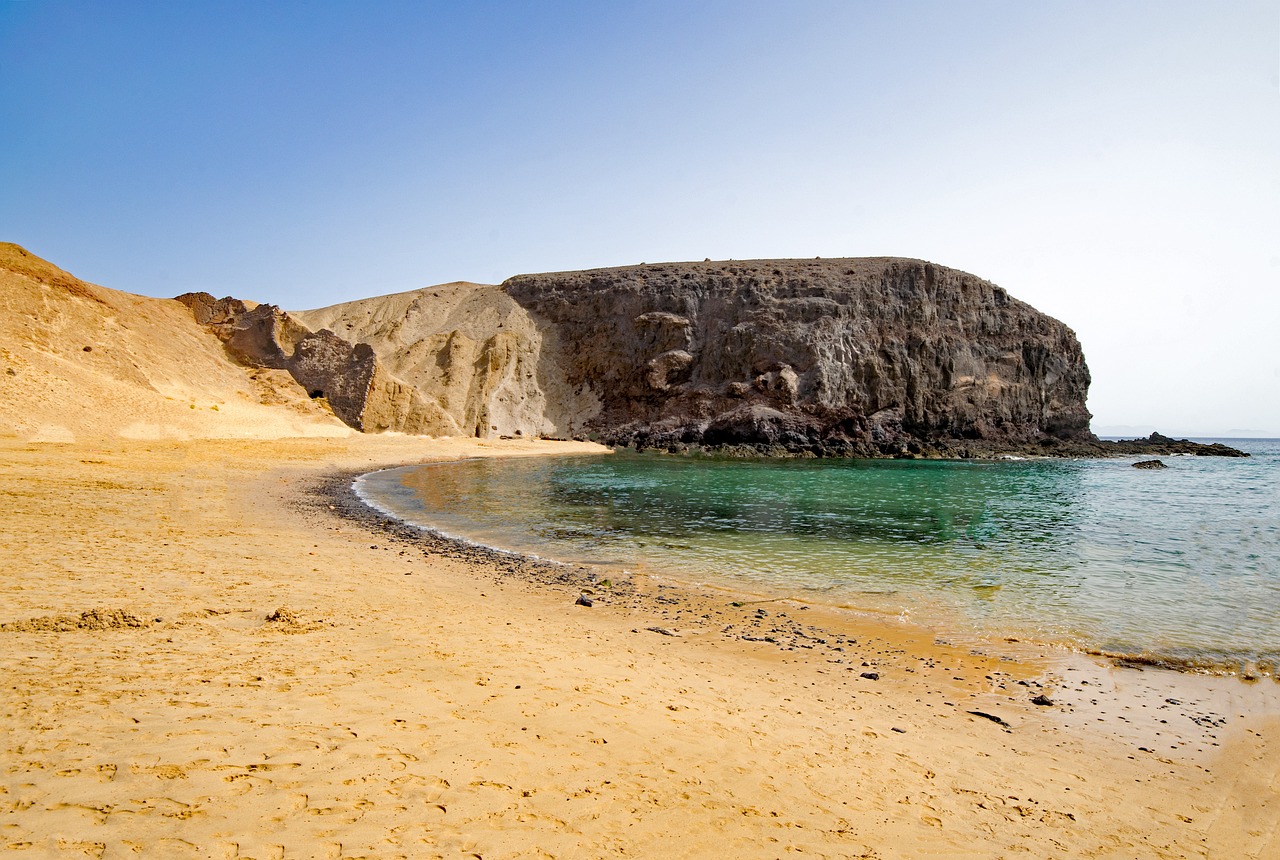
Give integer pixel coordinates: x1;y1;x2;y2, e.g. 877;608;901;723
2;435;1277;858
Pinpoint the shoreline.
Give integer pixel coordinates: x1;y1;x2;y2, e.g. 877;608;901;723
3;435;1277;857
331;459;1278;700
347;453;1279;682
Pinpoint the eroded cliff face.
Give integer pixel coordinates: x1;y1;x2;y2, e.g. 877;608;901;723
291;283;598;438
503;258;1094;455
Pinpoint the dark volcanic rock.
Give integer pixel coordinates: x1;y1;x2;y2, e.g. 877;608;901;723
1132;459;1167;470
1101;432;1248;458
504;258;1093;456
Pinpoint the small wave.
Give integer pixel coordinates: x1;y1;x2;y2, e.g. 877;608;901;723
1082;647;1278;679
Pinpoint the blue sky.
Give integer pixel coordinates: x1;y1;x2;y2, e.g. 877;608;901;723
2;1;1277;435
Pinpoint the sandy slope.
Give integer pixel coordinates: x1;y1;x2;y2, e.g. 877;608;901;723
1;435;1276;859
0;243;348;442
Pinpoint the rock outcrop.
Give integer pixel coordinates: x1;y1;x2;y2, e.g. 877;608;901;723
504;258;1094;456
175;292;429;432
1100;432;1249;458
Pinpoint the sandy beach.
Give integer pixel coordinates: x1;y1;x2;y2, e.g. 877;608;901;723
2;434;1276;859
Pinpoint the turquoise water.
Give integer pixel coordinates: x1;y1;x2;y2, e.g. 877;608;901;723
357;440;1280;675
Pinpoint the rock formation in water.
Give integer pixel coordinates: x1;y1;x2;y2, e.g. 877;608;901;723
1102;432;1248;458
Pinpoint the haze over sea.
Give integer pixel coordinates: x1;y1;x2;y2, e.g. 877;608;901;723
358;440;1280;677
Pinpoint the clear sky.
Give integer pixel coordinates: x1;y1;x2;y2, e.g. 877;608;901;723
2;1;1277;436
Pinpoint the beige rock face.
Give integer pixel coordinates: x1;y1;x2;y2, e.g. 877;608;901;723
292;282;598;438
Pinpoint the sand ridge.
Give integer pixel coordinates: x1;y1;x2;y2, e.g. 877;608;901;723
2;434;1277;858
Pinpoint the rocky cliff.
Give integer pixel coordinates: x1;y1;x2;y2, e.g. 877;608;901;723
161;254;1245;458
291;283;597;438
504;258;1093;456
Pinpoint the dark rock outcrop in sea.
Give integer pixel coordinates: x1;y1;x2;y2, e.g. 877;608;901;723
176;258;1247;459
1132;459;1168;469
1106;432;1247;458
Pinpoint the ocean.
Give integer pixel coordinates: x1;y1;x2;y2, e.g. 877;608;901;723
355;439;1280;677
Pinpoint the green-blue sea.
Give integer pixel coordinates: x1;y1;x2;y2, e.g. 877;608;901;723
356;439;1280;676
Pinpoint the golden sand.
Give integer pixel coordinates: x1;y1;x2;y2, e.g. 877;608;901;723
2;435;1276;858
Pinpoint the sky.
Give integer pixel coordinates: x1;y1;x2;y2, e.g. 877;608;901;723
2;1;1277;436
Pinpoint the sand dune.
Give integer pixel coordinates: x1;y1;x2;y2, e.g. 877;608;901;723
0;243;347;443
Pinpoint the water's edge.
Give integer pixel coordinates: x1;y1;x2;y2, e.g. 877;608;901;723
346;453;1278;681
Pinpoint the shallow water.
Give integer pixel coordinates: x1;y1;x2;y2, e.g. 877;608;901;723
357;440;1280;675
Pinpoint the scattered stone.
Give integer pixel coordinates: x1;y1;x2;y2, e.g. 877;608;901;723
575;593;594;608
646;626;678;637
1031;695;1054;706
262;606;324;634
968;710;1012;730
860;672;880;681
891;727;907;733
